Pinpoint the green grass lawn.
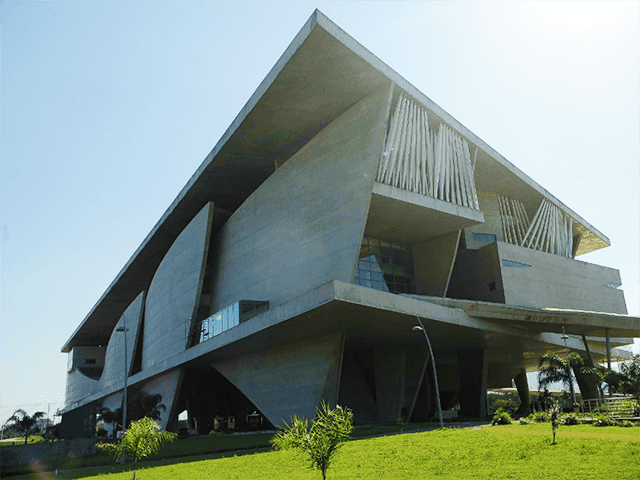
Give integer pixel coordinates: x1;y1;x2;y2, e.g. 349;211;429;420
14;423;639;480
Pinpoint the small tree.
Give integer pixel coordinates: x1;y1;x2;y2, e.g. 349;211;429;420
549;403;561;445
5;409;46;444
272;401;353;480
98;417;175;479
97;406;122;440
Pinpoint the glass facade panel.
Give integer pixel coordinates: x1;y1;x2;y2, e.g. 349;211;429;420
354;234;416;294
196;300;268;345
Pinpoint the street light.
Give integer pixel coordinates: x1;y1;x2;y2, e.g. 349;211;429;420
412;316;444;429
115;315;129;464
560;326;577;409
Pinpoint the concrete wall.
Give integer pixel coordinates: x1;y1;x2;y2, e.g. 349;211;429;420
142;203;214;371
413;231;461;296
0;437;96;470
99;292;144;390
212;333;345;427
65;368;99;407
135;369;183;431
67;346;106;377
464;191;504;249
497;241;627;313
447;242;505;303
338;351;379;424
210;85;391;312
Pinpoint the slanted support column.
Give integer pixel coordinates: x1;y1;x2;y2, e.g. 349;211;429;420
605;328;612;370
213;333;345;428
457;349;488;418
374;348;406;424
513;368;531;415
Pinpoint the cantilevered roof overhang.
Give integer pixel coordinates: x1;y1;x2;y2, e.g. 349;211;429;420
61;279;637;414
62;10;612;353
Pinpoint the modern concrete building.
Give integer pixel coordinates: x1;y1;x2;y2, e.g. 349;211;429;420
60;11;639;436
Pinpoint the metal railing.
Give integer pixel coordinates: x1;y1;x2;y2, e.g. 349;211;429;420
582;395;635;417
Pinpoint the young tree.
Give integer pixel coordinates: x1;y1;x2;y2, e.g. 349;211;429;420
98;417;175;480
549;403;561;445
5;409;46;444
272;401;353;480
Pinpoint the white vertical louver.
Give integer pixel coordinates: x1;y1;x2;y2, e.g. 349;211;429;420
377;94;479;210
520;198;573;258
498;194;531;246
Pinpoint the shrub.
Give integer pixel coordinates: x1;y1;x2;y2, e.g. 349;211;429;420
621;399;640;416
561;413;581;425
518;416;533;425
620;420;634;427
593;414;617;427
530;411;550;423
492;398;516;414
491;408;513;425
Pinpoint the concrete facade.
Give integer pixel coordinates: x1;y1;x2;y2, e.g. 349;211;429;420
60;11;639;435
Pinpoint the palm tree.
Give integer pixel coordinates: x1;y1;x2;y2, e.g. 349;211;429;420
538;352;603;405
127;392;165;424
538;352;573;397
97;406;123;440
6;409;46;444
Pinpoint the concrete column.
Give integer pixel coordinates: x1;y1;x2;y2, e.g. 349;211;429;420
373;347;406;424
457;349;488;418
605;328;612;370
136;369;183;431
405;347;430;423
513;368;531;415
338;351;378;425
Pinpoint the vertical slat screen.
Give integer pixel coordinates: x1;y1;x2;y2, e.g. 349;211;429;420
520;198;573;258
377;94;479;210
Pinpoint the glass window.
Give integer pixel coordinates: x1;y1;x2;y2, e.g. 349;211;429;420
354;234;415;294
472;232;497;243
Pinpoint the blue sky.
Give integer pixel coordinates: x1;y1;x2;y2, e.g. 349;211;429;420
1;1;638;423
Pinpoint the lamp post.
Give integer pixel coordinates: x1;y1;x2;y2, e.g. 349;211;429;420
412;316;444;429
560;326;577;409
115;315;129;464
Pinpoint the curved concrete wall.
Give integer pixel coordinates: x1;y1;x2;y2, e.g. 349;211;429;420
210;85;392;311
142;203;213;371
65;368;99;406
99;292;145;390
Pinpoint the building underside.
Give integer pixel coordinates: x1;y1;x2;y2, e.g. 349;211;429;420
59;11;639;437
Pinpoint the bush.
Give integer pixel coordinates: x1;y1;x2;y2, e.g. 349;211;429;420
492;398;517;414
593;414;617;427
491;408;513;425
620;420;634;427
530;411;550;423
561;413;581;425
621;399;640;416
518;416;533;425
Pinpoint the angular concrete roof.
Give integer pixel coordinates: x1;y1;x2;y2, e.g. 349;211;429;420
62;10;611;353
